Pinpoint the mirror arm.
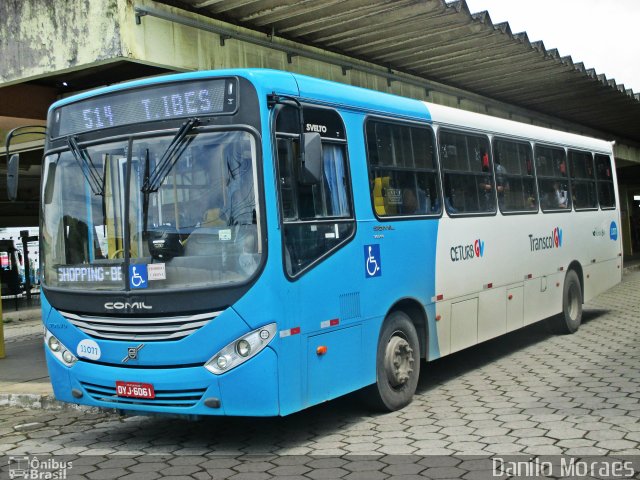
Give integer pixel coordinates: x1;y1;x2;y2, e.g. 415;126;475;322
4;125;46;160
267;93;305;169
4;125;46;201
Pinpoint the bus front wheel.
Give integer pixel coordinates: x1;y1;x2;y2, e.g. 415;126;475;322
548;269;583;334
368;311;420;411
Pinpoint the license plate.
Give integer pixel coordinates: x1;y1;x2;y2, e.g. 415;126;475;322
115;381;155;399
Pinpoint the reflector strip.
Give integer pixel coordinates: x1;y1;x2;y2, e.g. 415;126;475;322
559;266;564;271
524;273;533;279
320;319;340;329
432;294;444;302
279;327;301;338
484;283;493;289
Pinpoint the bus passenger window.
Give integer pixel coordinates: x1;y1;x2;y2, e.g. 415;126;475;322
569;150;597;210
536;145;571;212
595;154;616;209
365;120;440;217
492;138;537;213
439;130;495;215
275;106;355;277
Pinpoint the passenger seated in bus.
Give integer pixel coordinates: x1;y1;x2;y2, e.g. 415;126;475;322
402;188;418;214
494;156;509;208
553;182;568;208
436;188;457;214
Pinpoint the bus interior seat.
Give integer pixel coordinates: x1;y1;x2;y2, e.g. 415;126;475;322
373;177;386;215
373;176;398;215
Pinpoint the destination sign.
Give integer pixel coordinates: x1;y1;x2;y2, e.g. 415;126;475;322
51;78;238;137
57;265;123;284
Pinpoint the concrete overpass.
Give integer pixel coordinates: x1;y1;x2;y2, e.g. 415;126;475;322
2;0;640;252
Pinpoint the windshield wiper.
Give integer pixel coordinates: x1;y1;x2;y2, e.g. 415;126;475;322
141;117;199;194
67;136;104;196
142;148;151;236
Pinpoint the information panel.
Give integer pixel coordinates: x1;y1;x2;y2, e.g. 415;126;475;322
52;78;238;137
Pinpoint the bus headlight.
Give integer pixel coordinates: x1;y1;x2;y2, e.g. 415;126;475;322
44;329;77;367
205;323;276;375
236;339;251;357
47;335;62;353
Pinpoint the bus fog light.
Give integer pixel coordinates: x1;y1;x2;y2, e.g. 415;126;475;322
216;355;229;369
205;323;277;375
61;350;77;365
48;336;61;352
236;339;251;357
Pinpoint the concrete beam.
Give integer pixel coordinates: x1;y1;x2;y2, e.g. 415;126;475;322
0;84;58;120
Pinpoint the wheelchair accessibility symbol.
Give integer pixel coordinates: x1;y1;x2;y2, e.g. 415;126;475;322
364;244;382;278
129;265;148;289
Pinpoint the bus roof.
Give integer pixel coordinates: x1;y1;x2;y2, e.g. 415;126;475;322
49;68;613;154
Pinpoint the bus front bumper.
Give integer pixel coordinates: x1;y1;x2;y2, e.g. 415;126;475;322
44;345;279;416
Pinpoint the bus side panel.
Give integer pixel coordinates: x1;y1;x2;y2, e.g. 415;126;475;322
436;202;622;351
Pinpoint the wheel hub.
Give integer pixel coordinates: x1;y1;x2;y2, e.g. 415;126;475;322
384;335;414;388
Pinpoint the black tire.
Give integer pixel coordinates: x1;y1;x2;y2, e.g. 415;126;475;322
366;310;420;411
547;270;583;334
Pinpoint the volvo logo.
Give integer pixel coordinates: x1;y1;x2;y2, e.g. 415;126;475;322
122;344;145;363
104;301;152;311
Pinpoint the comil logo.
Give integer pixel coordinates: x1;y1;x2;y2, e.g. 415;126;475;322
450;239;485;262
529;227;563;251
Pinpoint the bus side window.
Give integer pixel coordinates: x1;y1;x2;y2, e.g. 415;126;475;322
594;154;616;209
439;130;495;215
569;150;598;210
275;106;355;277
492;138;537;213
536;145;571;212
365;119;440;217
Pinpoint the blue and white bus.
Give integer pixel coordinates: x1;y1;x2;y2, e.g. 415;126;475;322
36;69;621;415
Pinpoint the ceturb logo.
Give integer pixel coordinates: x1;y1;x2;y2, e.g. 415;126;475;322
450;239;485;262
104;301;152;311
529;227;563;251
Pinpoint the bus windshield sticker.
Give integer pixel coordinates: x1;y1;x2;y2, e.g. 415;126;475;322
219;229;232;241
129;264;148;289
76;339;101;361
386;188;402;205
365;244;382;278
147;263;166;281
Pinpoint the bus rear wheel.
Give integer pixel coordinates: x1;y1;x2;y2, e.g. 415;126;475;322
548;270;583;334
367;311;420;411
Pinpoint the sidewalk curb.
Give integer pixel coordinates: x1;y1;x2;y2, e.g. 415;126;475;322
0;393;101;413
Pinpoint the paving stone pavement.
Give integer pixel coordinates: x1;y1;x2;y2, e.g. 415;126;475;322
1;272;639;478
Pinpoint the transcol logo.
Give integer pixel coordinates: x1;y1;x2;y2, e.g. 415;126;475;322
529;227;563;251
450;239;485;262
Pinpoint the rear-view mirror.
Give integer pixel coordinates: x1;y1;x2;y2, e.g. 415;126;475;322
7;153;19;201
299;132;323;185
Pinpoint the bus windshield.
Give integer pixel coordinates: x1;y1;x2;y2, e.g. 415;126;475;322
41;130;261;292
